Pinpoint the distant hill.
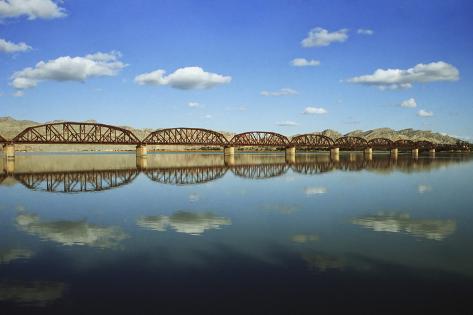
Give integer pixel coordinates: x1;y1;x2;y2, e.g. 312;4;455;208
0;116;465;152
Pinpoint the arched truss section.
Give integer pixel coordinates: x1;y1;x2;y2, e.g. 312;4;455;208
144;166;227;185
394;139;415;150
0;134;7;143
290;134;334;148
415;140;435;150
143;128;228;146
230;163;288;179
230;131;289;147
14;169;139;193
12;122;140;145
334;136;368;150
291;162;335;175
367;138;394;150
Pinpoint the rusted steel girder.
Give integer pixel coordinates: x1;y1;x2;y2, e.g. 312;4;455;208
334;136;369;150
143;128;229;146
230;131;289;147
12;122;140;145
290;134;334;148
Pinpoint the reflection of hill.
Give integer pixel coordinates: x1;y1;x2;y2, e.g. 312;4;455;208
352;213;456;240
16;212;128;248
137;211;231;235
0;281;65;306
0;248;33;264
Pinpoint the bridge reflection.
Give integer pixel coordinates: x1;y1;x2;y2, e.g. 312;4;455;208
1;153;471;192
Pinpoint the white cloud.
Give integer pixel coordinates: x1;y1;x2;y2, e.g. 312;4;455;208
11;51;126;89
357;28;374;35
400;98;417;108
347;61;459;90
304;186;327;195
0;38;31;53
188;101;200;108
134;66;231;90
13;90;24;97
276;120;298;127
291;58;320;67
303;106;327;115
260;88;298;96
301;27;348;47
0;0;66;20
417;109;433;117
417;184;432;194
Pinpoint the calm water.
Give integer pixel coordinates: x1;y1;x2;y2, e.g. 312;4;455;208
1;152;473;314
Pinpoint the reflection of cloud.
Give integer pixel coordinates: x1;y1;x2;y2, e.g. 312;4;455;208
303;254;345;272
260;203;301;214
188;192;200;202
417;184;432;194
0;281;64;306
0;248;33;264
137;211;231;235
291;234;320;243
16;213;128;248
304;186;327;196
352;212;456;240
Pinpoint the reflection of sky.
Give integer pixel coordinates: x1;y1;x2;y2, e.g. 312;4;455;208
1;154;473;280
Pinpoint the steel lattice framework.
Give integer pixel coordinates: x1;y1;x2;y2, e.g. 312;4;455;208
290;134;335;148
230;164;289;179
415;140;435;150
143;128;229;146
230;131;289;147
394;139;415;150
334;136;368;150
144;167;228;185
12;122;140;145
0;134;7;143
368;138;394;150
14;169;139;193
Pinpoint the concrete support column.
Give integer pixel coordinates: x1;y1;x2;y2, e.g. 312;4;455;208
429;148;436;157
390;148;398;159
3;144;15;160
330;147;340;162
412;148;419;158
224;146;235;156
364;147;373;160
136;145;147;157
285;146;296;156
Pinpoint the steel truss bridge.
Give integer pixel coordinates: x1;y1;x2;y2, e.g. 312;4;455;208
1;122;470;152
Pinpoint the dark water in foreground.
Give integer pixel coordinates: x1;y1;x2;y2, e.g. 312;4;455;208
1;152;473;314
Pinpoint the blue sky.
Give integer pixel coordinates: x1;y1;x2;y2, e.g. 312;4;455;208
0;0;472;138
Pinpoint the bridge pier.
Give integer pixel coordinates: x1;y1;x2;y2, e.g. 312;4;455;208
364;148;373;160
136;144;147;157
3;158;15;174
285;146;296;164
330;147;340;162
136;156;148;170
412;148;419;158
3;144;15;160
390;148;398;159
224;154;235;166
224;146;235;156
429;148;436;157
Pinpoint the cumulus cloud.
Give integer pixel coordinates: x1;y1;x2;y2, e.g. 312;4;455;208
187;101;200;108
357;28;374;35
136;211;231;235
400;98;417;108
290;58;320;67
276;120;298;127
347;61;459;89
303;107;327;115
135;66;231;90
417;109;433;117
0;38;31;53
11;51;126;90
304;186;327;195
0;0;66;20
16;212;128;248
260;88;298;96
301;27;348;47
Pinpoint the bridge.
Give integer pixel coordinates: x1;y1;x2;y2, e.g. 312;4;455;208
1;122;470;163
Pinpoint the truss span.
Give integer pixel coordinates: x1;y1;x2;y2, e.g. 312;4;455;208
415;140;435;150
230;131;289;147
144;166;227;185
290;134;334;148
368;138;394;150
394;139;415;150
13;122;140;145
14;169;139;193
0;134;7;143
143;128;228;146
334;136;368;150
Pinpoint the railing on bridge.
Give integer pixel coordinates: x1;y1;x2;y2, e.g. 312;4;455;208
12;122;140;145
